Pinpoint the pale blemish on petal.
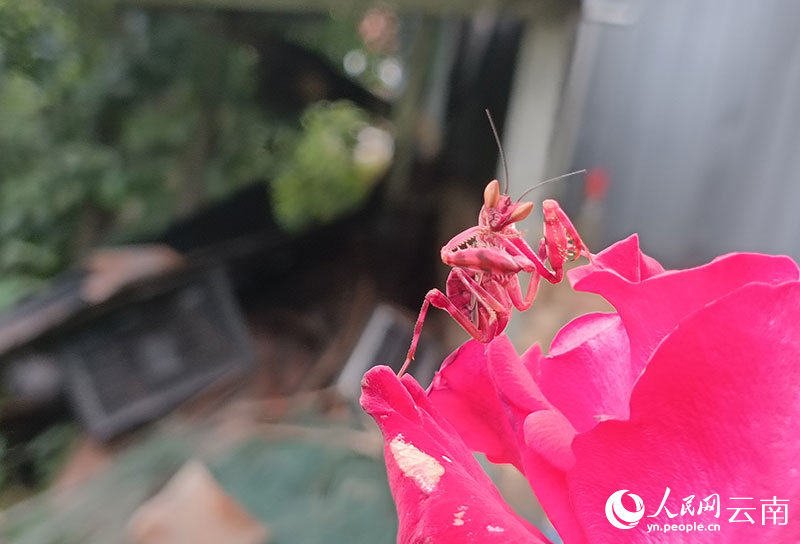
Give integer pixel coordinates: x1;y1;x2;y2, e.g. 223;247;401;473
486;525;505;533
453;505;468;526
594;414;616;422
390;435;444;494
442;455;453;463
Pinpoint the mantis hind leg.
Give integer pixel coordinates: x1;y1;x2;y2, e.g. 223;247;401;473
398;270;504;377
398;288;489;377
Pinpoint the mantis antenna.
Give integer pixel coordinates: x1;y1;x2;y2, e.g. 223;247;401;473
516;169;587;202
485;109;510;195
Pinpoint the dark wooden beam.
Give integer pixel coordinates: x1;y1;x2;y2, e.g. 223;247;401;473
118;0;571;20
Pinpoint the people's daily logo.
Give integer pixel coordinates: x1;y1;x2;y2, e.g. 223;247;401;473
605;490;645;529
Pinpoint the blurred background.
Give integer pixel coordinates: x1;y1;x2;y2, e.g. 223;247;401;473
1;0;799;542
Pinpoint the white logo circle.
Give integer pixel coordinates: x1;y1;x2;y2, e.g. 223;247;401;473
605;490;645;529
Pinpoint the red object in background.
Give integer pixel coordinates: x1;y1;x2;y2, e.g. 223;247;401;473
584;167;610;201
358;6;398;53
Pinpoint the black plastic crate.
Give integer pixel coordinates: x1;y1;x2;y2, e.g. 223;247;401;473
61;267;253;440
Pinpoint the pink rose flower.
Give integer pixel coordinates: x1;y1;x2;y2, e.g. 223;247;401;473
361;235;800;543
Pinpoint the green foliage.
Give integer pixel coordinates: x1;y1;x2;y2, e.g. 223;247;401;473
271;100;385;231
25;424;77;486
0;0;62;76
0;3;276;308
0;423;77;508
0;4;391;308
0;435;6;490
283;16;365;71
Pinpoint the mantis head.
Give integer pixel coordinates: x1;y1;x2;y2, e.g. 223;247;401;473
480;179;534;230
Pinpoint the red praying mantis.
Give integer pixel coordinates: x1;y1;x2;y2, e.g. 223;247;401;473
397;113;592;378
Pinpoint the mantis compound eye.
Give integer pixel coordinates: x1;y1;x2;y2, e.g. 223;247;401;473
508;201;534;223
484;180;501;208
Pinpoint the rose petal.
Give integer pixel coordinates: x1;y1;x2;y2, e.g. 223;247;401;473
565;282;800;543
361;366;551;543
520;409;586;544
540;313;633;432
569;236;799;376
485;336;550;416
427;339;525;468
520;343;543;382
427;335;554;471
569;234;664;286
486;341;590;543
428;336;586;544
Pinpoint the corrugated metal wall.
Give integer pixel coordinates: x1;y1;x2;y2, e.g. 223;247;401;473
568;0;800;266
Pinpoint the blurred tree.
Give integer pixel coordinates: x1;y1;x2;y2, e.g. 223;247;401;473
0;2;276;308
0;2;389;309
270;100;389;231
